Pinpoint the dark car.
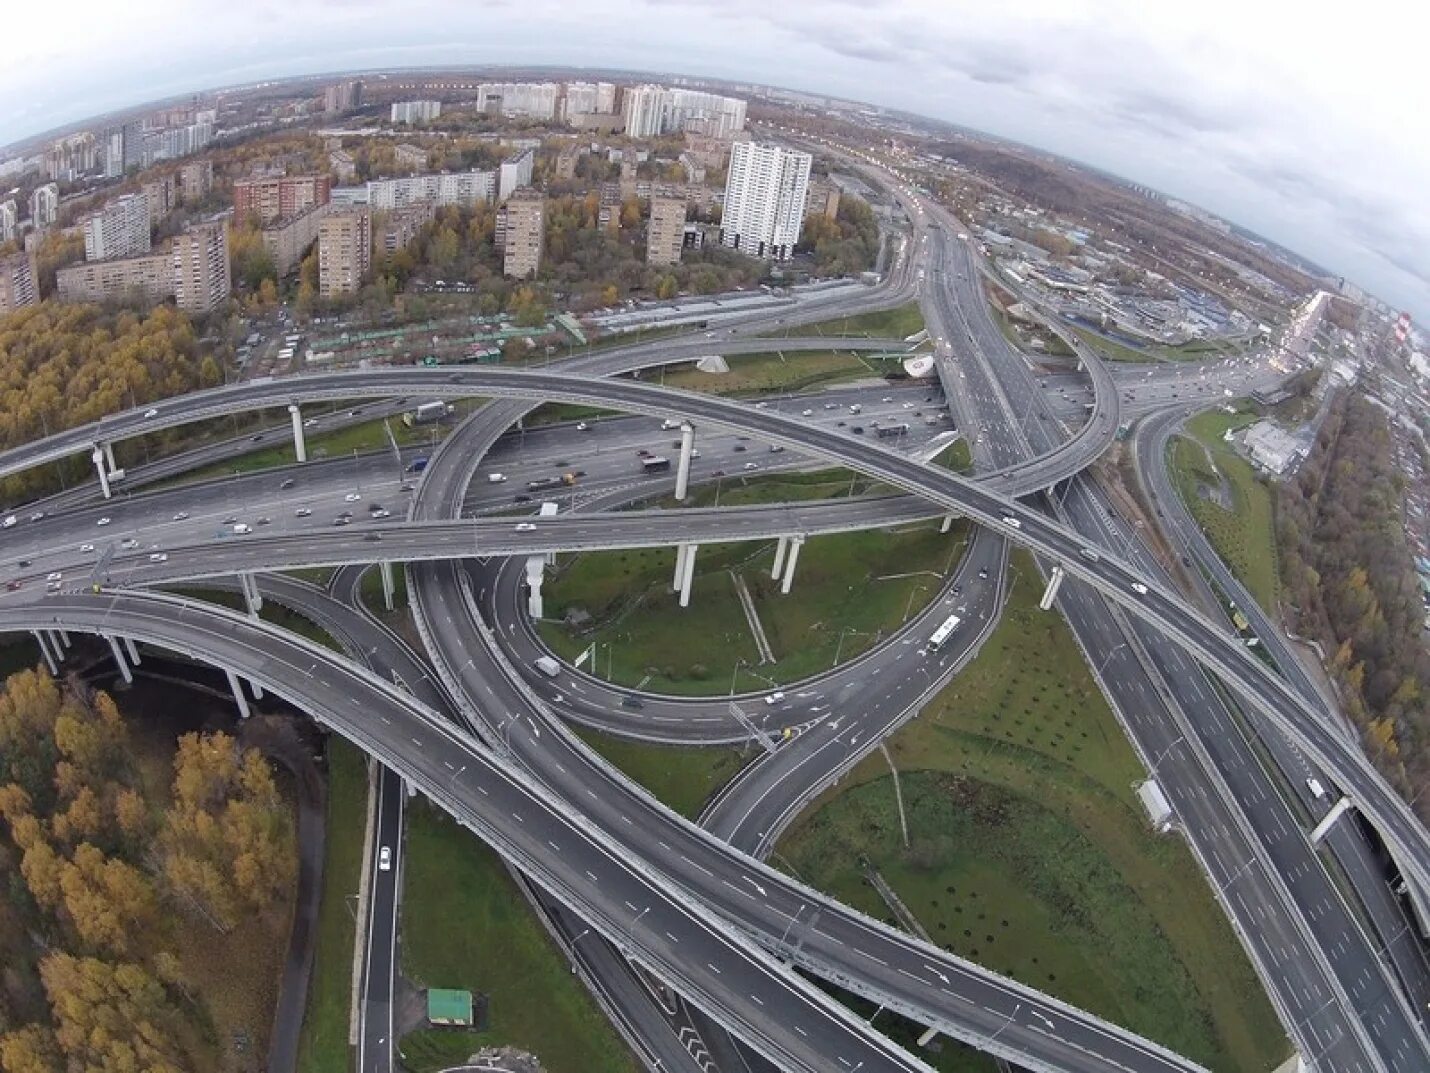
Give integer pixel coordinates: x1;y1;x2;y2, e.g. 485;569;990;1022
733;444;746;452
280;478;296;489
851;426;865;434
514;494;532;503
621;695;645;710
364;532;382;542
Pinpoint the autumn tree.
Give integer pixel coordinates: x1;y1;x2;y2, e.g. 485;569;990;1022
38;955;187;1073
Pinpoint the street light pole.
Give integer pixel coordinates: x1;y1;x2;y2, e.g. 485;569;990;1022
1094;643;1128;679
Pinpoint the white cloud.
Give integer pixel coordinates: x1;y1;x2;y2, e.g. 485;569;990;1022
3;0;1426;316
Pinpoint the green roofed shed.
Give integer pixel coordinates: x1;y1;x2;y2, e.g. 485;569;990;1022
427;987;474;1026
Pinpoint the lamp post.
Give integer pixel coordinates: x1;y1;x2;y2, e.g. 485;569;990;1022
1094;642;1128;679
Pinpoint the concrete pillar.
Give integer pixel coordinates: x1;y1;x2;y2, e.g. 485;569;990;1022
121;635;141;665
678;543;698;608
525;556;545;618
102;441;117;473
940;514;954;534
379;561;396;612
47;630;65;660
289;404;307;463
240;572;262;616
105;635;132;685
674;423;695;501
250;678;264;701
780;536;805;596
57;629;70;647
1039;566;1066;611
225;669;251;720
673;543;690;591
32;631;57;676
92;447;112;499
1311;797;1354;844
770;536;790;579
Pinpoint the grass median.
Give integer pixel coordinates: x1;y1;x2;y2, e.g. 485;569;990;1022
398;802;636;1073
296;739;368;1073
1168;410;1280;612
660;349;882;396
777;552;1287;1072
776;301;926;339
574;728;747;819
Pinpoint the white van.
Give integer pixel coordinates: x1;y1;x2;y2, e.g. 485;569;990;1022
1306;778;1327;800
533;655;561;678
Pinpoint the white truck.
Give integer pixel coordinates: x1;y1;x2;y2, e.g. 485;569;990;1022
533;656;561;678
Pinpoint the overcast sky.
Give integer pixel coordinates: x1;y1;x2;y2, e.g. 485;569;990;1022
4;0;1427;319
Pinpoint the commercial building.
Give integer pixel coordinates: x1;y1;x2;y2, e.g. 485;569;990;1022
0;200;16;243
261;204;331;276
499;189;543;279
318;209;371;298
720;142;811;260
476;82;559;120
179;160;213;204
324;80;363;114
394;144;428;172
367;170;495;210
646;195;686;266
498;148;535;203
391;100;441;124
234;175;332;226
82;194;152;261
0;253;38;315
171;221;231;314
1242;421;1305;476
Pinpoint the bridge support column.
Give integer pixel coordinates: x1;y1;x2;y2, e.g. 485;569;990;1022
916;1026;939;1048
940;514;954;534
92;447;112;499
105;636;132;685
770;535;790;579
32;631;57;676
102;441;117;473
56;629;70;647
525;556;545;619
379;561;396;612
678;543;698;607
1039;566;1066;611
225;669;251;720
47;630;65;659
239;572;262;617
121;635;141;666
250;678;264;701
289;404;307;463
780;535;805;596
1311;797;1354;845
674;422;695;501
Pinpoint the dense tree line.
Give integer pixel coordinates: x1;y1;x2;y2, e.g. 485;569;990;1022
798;197;880;276
0;303;216;503
0;671;295;1071
1277;393;1430;815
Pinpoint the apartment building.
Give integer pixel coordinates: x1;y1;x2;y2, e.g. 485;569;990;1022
318;209;371;298
324;80;363;114
379;204;435;255
82;194;152;261
475;82;559;120
171;221;231;314
807;177;842;220
233;175;332;226
367;170;495;210
29;183;59;229
391;100;441;124
56;252;172;306
0;253;38;315
141;174;176;227
0;200;16;243
647;195;686;266
261;204;331;276
720;142;811;260
179;160;214;204
500;189;544;279
498;148;534;202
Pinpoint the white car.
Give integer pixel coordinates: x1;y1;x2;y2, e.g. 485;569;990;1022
96;517;111;526
0;515;16;529
79;543;94;553
1130;582;1149;596
576;422;590;431
378;846;392;871
144;408;159;418
487;473;507;483
344;493;362;502
764;691;786;706
801;408;814;417
120;538;139;550
149;553;168;563
172;511;189;521
1002;516;1022;530
46;572;61;582
515;522;536;532
295;507;312;517
743;462;758;471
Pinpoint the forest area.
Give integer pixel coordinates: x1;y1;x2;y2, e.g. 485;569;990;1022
797;197;882;277
0;671;296;1073
1276;393;1430;815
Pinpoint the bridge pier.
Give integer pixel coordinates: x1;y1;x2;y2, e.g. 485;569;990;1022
105;635;133;685
91;446;112;499
32;631;57;675
525;556;546;618
102;441;117;473
289;404;307;463
1311;797;1354;844
940;514;954;534
770;535;790;578
47;630;65;658
121;635;141;666
239;571;263;617
780;535;805;595
1039;566;1066;611
225;669;251;720
379;560;396;611
56;629;70;647
677;543;698;607
250;678;264;700
675;422;695;501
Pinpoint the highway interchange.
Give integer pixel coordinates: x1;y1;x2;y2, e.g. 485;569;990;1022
1;171;1427;1073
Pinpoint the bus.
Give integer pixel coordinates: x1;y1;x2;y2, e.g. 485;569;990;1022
877;423;910;439
926;613;962;652
641;456;671;474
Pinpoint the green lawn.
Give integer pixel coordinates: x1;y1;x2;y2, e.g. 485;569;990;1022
398;803;637;1073
930;439;972;474
1168;411;1281;612
782;301;926;340
296;740;369;1073
1070;324;1227;365
357;564;409;615
574;728;748;819
660;350;880;397
778;552;1287;1073
536;515;969;695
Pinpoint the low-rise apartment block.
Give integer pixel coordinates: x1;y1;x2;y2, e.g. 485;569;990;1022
261;204;331;276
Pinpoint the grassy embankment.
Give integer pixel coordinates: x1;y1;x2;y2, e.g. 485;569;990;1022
1167;409;1281;612
777;552;1288;1072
